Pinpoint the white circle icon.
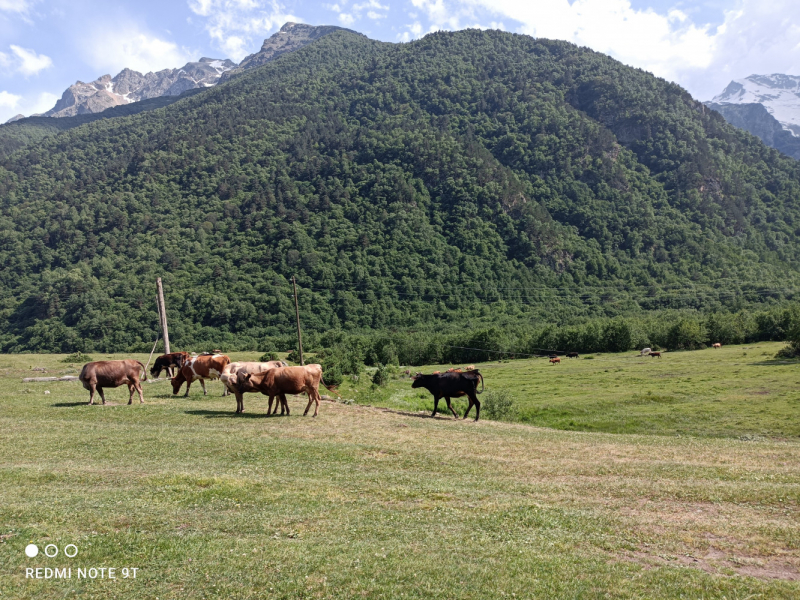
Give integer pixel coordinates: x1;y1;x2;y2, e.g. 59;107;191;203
25;544;38;557
44;544;58;557
64;544;78;558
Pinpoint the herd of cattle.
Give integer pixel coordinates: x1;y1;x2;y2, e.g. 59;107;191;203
76;342;716;419
77;351;487;420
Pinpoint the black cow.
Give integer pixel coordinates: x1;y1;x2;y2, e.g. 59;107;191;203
150;351;190;378
411;371;484;421
566;352;579;359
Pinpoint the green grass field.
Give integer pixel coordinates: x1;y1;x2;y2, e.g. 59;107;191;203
1;344;798;598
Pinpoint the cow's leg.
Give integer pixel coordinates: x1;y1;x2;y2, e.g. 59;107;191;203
266;395;274;415
98;387;107;405
311;389;321;417
235;391;244;414
200;380;207;396
184;380;192;397
281;393;289;416
303;392;314;416
87;383;96;405
127;383;135;405
221;383;228;397
464;391;480;421
444;397;458;419
136;381;144;404
431;395;441;417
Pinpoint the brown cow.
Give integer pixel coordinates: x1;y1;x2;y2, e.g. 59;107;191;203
650;351;662;358
238;364;324;417
79;360;147;405
712;343;722;349
171;354;230;396
549;357;561;364
150;351;190;378
221;360;287;413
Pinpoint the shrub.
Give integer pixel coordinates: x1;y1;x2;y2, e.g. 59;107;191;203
480;389;515;421
62;351;92;363
372;363;389;387
259;351;279;362
286;349;301;364
322;365;344;388
666;318;707;350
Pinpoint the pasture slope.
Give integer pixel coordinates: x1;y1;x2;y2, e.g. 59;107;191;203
0;346;798;599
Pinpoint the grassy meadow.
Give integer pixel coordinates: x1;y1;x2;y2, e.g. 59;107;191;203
0;344;798;599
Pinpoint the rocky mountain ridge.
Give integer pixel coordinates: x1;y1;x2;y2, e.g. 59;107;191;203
43;58;235;118
9;22;355;122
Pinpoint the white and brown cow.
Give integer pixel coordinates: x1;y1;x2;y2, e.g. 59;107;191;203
171;354;230;397
220;360;287;412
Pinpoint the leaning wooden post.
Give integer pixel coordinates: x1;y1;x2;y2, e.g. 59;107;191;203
292;276;304;366
156;278;172;375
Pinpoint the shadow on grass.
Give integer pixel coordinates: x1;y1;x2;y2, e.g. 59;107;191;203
749;359;800;367
375;407;461;421
185;409;288;419
51;402;87;407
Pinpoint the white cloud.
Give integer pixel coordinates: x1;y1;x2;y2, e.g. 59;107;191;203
0;0;31;13
0;90;57;123
0;45;52;76
188;0;301;61
401;0;800;100
82;26;192;74
9;45;52;75
339;12;355;25
0;90;20;108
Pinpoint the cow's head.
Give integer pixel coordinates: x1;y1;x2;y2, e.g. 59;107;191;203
410;373;425;388
170;374;184;395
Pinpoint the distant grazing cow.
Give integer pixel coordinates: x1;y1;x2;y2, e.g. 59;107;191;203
150;351;190;378
640;348;652;356
650;351;662;358
411;371;484;421
79;360;147;405
446;367;463;373
466;365;475;371
238;364;324;416
432;371;441;374
712;343;722;349
549;357;561;365
566;352;579;359
171;354;230;396
221;360;287;413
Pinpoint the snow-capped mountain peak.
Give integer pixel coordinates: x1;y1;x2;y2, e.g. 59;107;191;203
712;74;800;136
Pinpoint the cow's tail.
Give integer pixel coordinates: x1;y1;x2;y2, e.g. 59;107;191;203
475;372;484;394
136;360;148;381
319;375;342;399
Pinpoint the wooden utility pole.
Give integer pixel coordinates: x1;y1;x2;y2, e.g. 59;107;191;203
156;277;171;356
292;276;304;365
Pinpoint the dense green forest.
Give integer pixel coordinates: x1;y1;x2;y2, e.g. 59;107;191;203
1;28;800;354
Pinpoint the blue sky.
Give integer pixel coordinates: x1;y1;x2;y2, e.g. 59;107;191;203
1;1;798;123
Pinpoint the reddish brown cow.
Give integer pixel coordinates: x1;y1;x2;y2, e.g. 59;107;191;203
712;343;722;349
549;357;561;364
220;360;287;412
171;354;231;396
238;364;324;417
650;351;662;358
79;360;147;405
150;351;190;378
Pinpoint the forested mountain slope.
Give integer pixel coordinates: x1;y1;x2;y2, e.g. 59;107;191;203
1;28;800;352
